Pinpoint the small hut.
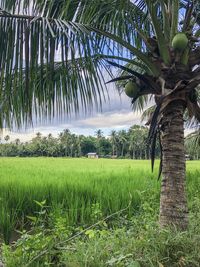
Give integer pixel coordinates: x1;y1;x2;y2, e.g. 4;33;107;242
87;152;98;159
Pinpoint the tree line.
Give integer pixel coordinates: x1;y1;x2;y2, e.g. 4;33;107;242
0;125;155;158
0;125;198;159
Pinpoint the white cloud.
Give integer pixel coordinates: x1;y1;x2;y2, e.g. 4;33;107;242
1;109;142;142
1;109;195;142
75;110;141;128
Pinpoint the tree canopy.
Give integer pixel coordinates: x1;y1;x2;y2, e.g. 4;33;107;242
0;1;199;129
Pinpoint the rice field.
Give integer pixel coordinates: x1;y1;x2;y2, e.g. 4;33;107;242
0;157;199;243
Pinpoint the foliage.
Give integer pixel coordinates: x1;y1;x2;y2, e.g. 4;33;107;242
2;180;200;267
185;130;200;160
0;125;157;159
0;158;199;245
0;0;200;261
2;124;199;160
0;158;158;244
0;1;199;135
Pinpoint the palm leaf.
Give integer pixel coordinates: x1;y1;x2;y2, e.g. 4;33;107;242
106;76;133;84
170;0;180;41
147;97;165;173
96;55;149;72
0;0;154;129
157;132;162;180
105;60;150;84
86;26;160;76
146;0;171;65
141;104;156;124
150;128;158;172
131;95;149;112
159;1;170;42
0;57;108;129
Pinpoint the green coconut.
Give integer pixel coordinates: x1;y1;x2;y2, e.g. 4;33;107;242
124;81;139;98
172;33;188;51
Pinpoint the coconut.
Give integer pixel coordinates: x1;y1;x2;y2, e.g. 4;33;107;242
124;81;139;98
172;33;188;51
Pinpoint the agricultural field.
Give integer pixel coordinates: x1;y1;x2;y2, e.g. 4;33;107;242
0;157;199;245
0;158;200;242
0;158;154;243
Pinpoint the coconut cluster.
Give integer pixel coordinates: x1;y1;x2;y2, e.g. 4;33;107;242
124;33;189;98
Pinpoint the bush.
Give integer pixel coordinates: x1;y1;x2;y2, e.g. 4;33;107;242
2;195;200;267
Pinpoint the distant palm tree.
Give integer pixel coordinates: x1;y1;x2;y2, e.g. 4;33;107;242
14;138;20;145
95;129;103;155
47;133;53;139
4;135;10;143
128;126;140;159
59;129;71;156
95;129;103;139
0;0;200;229
118;130;127;157
35;132;42;139
110;130;118;157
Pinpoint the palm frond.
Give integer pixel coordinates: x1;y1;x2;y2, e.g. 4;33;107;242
105;60;150;85
147;97;165;173
106;76;133;84
170;0;180;41
0;58;108;129
87;26;160;76
185;129;200;158
145;0;171;64
131;95;149;112
141;104;156;124
0;0;153;129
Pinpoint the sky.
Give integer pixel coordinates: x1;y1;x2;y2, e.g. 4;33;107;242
0;2;194;142
0;74;192;143
0;2;145;142
2;82;193;142
2;84;144;142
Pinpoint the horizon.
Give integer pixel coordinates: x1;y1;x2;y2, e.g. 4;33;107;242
1;84;144;142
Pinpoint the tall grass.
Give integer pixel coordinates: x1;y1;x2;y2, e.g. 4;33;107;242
0;158;199;243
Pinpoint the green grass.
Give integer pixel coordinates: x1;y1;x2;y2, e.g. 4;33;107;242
0;158;199;244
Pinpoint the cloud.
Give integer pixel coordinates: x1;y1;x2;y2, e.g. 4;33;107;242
1;109;142;142
3;112;194;142
74;110;141;128
0;82;148;141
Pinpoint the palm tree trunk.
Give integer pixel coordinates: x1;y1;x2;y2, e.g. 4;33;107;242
112;145;115;156
121;144;124;157
159;100;188;230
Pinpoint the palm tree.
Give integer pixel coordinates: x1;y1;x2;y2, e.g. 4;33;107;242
110;130;118;157
95;129;103;155
59;129;71;156
35;132;42;139
4;135;10;143
47;133;53;139
0;1;200;229
14;138;20;145
75;136;82;157
128;126;141;159
118;130;127;157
